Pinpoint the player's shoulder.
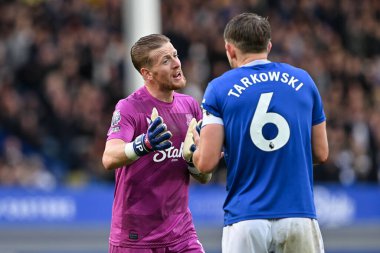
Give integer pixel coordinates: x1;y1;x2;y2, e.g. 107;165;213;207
173;92;202;116
207;68;237;90
174;91;198;104
116;95;137;109
274;62;316;87
174;91;193;99
214;67;236;81
114;88;147;112
276;62;311;77
112;98;136;118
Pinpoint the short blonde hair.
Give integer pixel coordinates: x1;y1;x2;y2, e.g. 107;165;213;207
130;34;170;71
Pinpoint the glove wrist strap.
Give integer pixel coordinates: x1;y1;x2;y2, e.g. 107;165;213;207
124;142;139;161
132;134;151;157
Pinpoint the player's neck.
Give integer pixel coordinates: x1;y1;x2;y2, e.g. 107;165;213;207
145;85;174;103
238;52;268;67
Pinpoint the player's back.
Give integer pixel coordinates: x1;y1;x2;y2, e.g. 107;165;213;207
202;61;326;225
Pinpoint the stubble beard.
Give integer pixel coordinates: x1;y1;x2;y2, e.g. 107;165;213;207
171;75;187;91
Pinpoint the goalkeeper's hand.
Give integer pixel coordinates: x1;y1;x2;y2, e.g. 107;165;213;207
128;108;172;158
183;118;202;174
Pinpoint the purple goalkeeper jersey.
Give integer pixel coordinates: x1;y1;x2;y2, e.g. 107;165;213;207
106;86;202;248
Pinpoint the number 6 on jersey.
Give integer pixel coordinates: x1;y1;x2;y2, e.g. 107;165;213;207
250;92;290;152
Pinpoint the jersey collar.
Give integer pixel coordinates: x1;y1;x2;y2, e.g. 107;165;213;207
243;59;271;67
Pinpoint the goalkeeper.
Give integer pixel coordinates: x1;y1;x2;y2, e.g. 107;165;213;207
102;34;209;253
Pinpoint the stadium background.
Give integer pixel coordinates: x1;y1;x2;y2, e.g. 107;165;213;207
0;0;379;252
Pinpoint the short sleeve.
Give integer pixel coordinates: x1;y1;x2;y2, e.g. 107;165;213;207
106;100;136;142
310;78;326;125
201;83;221;118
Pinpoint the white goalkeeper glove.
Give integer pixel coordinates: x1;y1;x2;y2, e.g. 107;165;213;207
183;118;202;175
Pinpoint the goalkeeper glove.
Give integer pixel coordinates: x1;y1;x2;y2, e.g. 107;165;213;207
195;119;202;135
125;107;172;160
183;118;202;174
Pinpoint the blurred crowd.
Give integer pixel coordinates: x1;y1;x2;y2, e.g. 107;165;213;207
0;0;379;188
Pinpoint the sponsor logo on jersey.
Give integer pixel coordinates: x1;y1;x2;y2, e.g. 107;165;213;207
153;142;184;162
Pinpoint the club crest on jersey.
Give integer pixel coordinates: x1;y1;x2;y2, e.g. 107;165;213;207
111;110;121;127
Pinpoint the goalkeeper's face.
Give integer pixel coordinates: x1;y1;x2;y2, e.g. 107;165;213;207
147;42;186;91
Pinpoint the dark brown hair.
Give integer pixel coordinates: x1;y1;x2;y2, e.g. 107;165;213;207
224;13;271;53
130;34;170;71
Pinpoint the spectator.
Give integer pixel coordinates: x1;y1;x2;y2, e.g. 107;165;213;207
0;0;379;186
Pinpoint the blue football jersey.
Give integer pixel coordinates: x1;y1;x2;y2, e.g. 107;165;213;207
202;60;326;226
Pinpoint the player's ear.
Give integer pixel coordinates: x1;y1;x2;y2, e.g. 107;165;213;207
225;42;236;60
141;68;153;81
267;41;272;54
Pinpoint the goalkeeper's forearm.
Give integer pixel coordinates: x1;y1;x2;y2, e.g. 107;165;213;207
103;132;169;170
103;139;138;170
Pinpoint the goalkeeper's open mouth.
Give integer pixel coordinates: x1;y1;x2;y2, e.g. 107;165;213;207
173;71;183;80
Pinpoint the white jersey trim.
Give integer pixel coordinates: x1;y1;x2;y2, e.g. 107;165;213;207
202;110;224;126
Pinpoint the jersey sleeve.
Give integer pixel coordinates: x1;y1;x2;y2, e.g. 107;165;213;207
201;83;224;126
201;83;221;117
309;76;326;125
106;100;136;142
